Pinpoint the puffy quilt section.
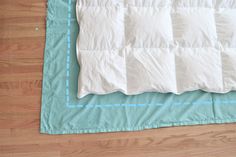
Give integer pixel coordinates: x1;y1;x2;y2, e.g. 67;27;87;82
76;0;236;98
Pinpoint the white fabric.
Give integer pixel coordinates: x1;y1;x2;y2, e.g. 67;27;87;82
76;0;236;98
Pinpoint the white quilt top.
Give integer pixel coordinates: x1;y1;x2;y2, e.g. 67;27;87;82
76;0;236;98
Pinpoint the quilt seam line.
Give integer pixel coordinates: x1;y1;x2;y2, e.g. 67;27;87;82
66;0;72;107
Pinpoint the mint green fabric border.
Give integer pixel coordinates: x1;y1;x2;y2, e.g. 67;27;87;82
41;0;236;134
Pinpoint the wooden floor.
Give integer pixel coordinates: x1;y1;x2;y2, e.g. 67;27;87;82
1;0;236;157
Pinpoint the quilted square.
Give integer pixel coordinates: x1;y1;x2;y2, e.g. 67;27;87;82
125;7;173;48
126;48;176;93
77;50;126;97
77;6;125;50
172;8;217;47
175;48;223;92
215;9;236;47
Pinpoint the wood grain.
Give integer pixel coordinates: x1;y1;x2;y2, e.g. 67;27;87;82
1;0;236;157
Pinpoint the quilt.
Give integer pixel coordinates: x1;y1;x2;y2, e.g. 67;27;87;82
41;0;236;134
76;0;236;98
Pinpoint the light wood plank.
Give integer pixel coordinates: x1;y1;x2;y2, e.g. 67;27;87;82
0;151;60;157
